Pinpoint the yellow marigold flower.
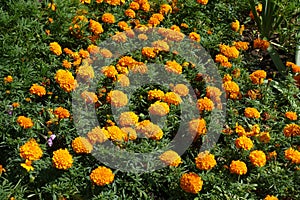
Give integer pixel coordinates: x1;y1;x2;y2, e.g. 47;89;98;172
0;164;6;174
142;47;156;58
76;65;94;80
264;195;278;200
223;74;232;82
62;60;72;69
285;112;297;120
164;92;182;105
107;125;128;142
189;118;207;138
233;41;249;51
140;2;150;12
230;160;247;175
20;139;43;161
125;9;136;18
87;44;100;55
118;21;130;31
135;120;163;140
89;19;104;35
180;172;203;194
249;70;267;84
112;32;127;43
100;48;113;58
249;150;266;167
215;54;229;64
197;0;208;5
81;91;98;104
244;107;260;119
104;0;124;5
49;42;62;56
206;86;222;99
259;131;270;143
148;17;160;27
267;151;277;160
96;0;104;3
220;61;232;68
47;3;56;11
130;62;148;74
152;40;170;52
80;0;91;3
138;33;148;41
129;2;140;10
219;44;239;59
159;4;172;15
4;75;13;83
170;25;180;32
72;137;93;154
189;32;201;42
106;90;128;107
29;84;46;97
196;97;214;112
195;151;217;170
173;84;189;96
235;123;246;136
253;38;270;50
223;81;240;99
54;107;70;119
116;74;130;87
284;148;300;164
87;126;110;144
101;65;118;79
149;101;170;116
165;60;182;74
79;49;90;59
121;127;137;140
148;89;165;101
17;116;34;129
119;112;139;127
52;149;73;170
283;124;300;137
54;69;77;93
90;166;114;186
235;135;253;150
231;20;240;32
181;23;189;28
152;13;164;22
159;150;182;167
21;160;34;172
102;13;115;24
248;124;260;137
247;89;262;100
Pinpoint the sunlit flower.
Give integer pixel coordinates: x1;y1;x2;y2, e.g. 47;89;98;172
285;112;297;121
163;92;182;105
231;20;240;32
49;42;62;56
235;135;253;150
159;4;172;15
159;150;182;167
21;160;34;172
142;47;157;58
253;38;270;50
17;116;34;129
29;84;46;97
81;91;98;104
196;97;214;112
244;107;260;119
284;148;300;164
189;118;207;138
249;70;267;84
283;124;300;137
219;44;239;59
233;41;249;51
52;149;73;170
89;19;104;35
249;150;266;167
197;0;208;5
264;195;278;200
149;101;170;116
54;69;77;92
135;120;163;140
148;89;165;101
54;107;70;119
72;137;93;154
125;9;136;18
106;90;128;107
90;166;114;186
223;81;240;99
4;75;13;83
230;160;247;175
87;126;110;144
189;32;200;42
165;60;182;74
106;125;128;142
259;132;270;143
20;139;43;161
195;151;217;170
119;112;139;127
172;84;189;96
102;13;115;24
121;127;137;140
180;172;203;194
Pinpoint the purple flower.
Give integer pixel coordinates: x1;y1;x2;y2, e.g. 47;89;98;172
47;134;56;147
7;105;13;115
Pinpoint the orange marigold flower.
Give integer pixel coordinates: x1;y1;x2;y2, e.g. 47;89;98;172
148;89;165;101
152;13;164;22
116;74;130;87
118;21;130;31
235;135;253;150
189;32;201;42
29;84;46;97
164;92;182;105
285;111;297;120
119;112;139;127
197;0;208;5
159;150;182;167
259;132;270;143
233;41;249;51
149;101;170;116
4;75;13;83
62;60;72;69
52;149;73;170
172;84;189;96
90;166;114;186
181;23;189;28
12;102;20;108
106;125;128;142
148;17;160;27
112;32;127;43
138;34;148;41
180;172;203;194
223;74;232;82
284;148;300;164
104;0;124;5
231;20;240;32
81;91;98;104
80;0;91;3
125;9;136;18
54;107;70;119
101;65;118;79
235;123;246;136
142;47;156;58
100;48;113;58
72;137;93;154
220;61;232;68
130;2;140;10
159;4;172;15
215;54;229;64
20;139;43;161
264;195;278;200
219;44;239;59
102;13;115;24
54;69;78;92
87;126;110;144
0;164;6;174
96;0;103;3
230;160;247;175
76;65;94;80
49;42;62;56
283;124;300;137
140;2;150;12
253;38;270;50
17;116;34;129
195;151;217;170
121;127;137;140
87;44;100;54
106;90;128;107
249;70;267;84
267;151;277;160
189;118;207;138
244;107;260;119
135;120;163;140
152;40;170;52
89;19;104;35
223;81;240;99
165;60;182;74
249;150;266;167
196;97;214;112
